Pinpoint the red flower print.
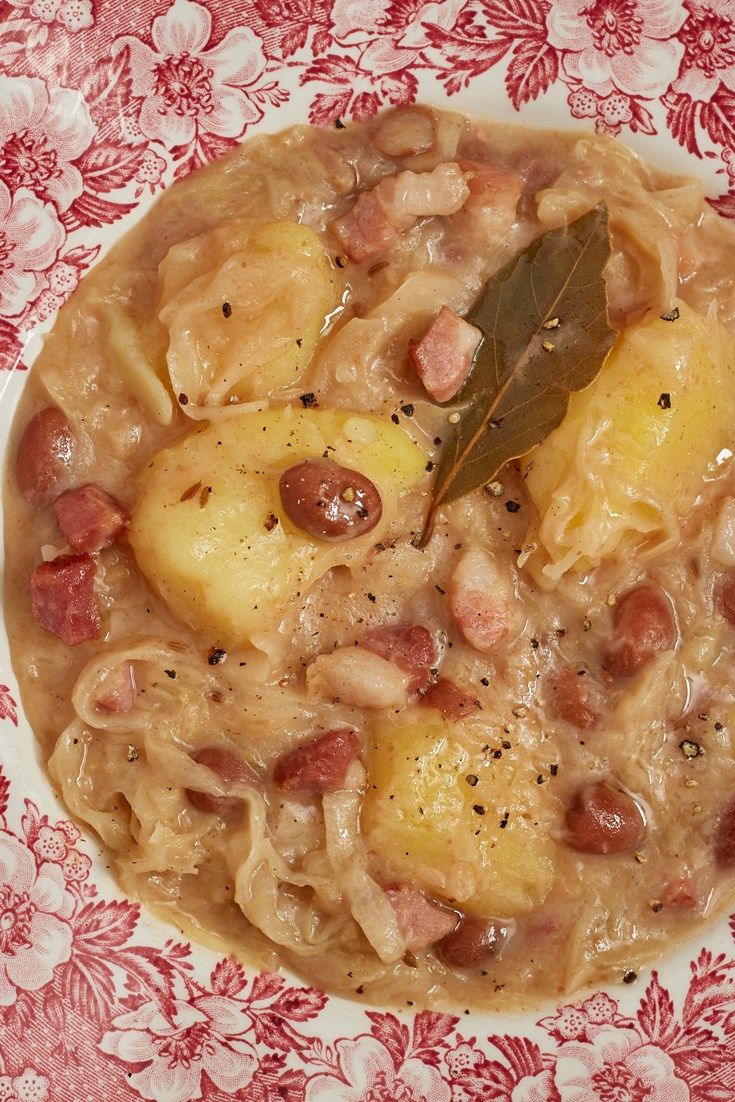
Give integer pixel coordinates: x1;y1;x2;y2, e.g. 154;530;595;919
512;1068;559;1101
553;1024;690;1101
134;147;167;195
0;76;94;212
305;1034;452;1102
111;0;271;150
21;244;100;330
0;184;64;318
4;0;92;33
547;0;686;96
0;831;73;1005
100;996;258;1102
329;0;467;74
568;83;654;132
673;0;735;100
0;1068;49;1102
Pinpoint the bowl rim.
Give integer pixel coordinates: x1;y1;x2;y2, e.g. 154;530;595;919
2;0;735;1096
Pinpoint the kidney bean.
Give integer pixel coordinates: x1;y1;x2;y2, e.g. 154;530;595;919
437;916;510;969
719;573;735;626
565;781;646;855
186;746;259;818
715;797;735;868
16;408;76;503
605;584;677;677
545;667;603;731
279;459;382;542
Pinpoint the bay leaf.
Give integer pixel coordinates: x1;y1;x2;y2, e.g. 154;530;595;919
420;205;615;544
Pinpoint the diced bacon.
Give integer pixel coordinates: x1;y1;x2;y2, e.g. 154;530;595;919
661;875;698;909
307;647;410;708
421;677;480;720
332;163;470;262
449;546;517;653
545;667;603;731
386;885;458;952
31;553;101;646
361;623;436;693
16;407;76;503
605;584;677;677
96;663;135;714
460;160;523;208
273;729;359;794
409;306;481;403
53;483;129;553
186;746;259;817
454;159;522;243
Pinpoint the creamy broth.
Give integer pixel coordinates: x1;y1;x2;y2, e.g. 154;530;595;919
6;106;735;1011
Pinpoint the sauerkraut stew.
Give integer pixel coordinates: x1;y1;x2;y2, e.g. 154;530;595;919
7;106;735;1010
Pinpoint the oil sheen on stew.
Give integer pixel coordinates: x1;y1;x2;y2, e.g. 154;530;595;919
7;105;735;1012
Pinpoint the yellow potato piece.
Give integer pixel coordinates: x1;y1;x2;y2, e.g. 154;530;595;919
158;221;339;412
525;302;735;581
129;408;426;647
363;717;555;917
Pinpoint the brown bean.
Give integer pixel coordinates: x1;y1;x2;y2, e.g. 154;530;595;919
566;781;646;855
437;916;510;969
16;407;76;503
279;459;382;542
185;746;258;818
715;797;735;868
605;584;677;677
719;573;735;626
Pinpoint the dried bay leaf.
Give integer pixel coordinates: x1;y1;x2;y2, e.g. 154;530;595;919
420;205;615;543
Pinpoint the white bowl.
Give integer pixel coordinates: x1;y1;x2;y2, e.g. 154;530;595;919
1;1;734;1097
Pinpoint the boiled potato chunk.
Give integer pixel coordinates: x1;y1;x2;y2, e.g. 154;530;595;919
158;221;339;413
129;408;426;647
363;717;555;916
525;302;735;581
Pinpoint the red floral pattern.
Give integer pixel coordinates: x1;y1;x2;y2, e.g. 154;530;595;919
4;0;735;1096
1;0;735;360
